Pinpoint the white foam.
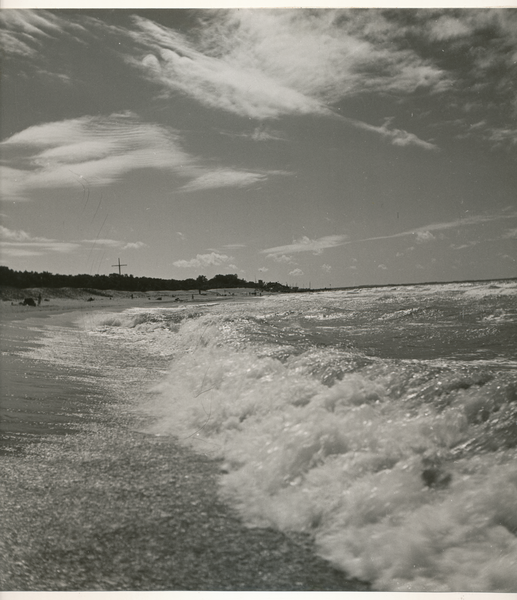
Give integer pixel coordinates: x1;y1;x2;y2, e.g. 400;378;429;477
80;286;517;592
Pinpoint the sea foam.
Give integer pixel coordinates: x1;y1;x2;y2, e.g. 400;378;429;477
83;287;517;592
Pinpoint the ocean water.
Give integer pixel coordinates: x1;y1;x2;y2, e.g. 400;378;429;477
9;281;517;592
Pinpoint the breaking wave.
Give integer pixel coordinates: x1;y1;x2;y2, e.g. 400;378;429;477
83;284;517;592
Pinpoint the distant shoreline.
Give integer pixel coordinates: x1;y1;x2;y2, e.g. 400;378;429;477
2;278;517;322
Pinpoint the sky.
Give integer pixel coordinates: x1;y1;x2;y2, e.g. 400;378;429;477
1;5;516;288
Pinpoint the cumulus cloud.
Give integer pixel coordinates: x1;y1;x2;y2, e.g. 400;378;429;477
258;267;269;273
415;230;436;243
263;234;348;256
124;241;147;250
289;268;304;277
266;254;295;264
173;252;232;269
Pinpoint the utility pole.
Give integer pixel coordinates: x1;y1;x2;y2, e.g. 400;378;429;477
111;258;127;275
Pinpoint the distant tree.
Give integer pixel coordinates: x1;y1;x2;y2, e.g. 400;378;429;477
196;275;208;293
0;265;292;293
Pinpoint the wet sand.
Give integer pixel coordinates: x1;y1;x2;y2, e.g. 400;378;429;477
0;299;369;591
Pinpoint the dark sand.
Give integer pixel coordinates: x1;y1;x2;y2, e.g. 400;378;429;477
0;297;369;591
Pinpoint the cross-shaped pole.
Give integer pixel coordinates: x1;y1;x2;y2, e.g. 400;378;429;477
111;258;127;275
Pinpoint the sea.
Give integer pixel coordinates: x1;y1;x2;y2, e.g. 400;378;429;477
2;280;517;592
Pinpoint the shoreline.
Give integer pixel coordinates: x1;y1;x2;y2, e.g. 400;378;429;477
0;289;265;323
0;296;368;591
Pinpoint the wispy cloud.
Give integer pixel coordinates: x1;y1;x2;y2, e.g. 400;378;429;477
0;113;192;199
0;10;86;59
4;9;516;155
219;125;285;142
0;224;149;263
261;212;517;261
459;121;517;150
249;127;285;142
263;234;348;256
355;118;439;151
0;225;79;257
81;238;147;251
0;112;286;200
125;14;323;121
352;211;517;245
179;169;270;193
119;10;445;149
450;241;480;251
0;225;148;259
223;243;246;250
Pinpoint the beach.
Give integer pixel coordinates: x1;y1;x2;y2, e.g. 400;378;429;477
0;289;368;591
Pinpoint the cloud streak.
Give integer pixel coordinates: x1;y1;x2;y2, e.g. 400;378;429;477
352;210;517;245
0;225;80;257
0;112;284;200
180;169;271;193
0;10;87;59
261;211;517;262
0;225;147;259
263;234;349;256
81;238;147;251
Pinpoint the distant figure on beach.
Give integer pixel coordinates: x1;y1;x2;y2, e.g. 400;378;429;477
37;293;42;306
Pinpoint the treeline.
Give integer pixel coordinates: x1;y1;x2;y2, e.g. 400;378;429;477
0;266;292;293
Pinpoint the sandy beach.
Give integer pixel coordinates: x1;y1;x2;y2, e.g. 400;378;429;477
0;285;265;320
0;288;368;591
